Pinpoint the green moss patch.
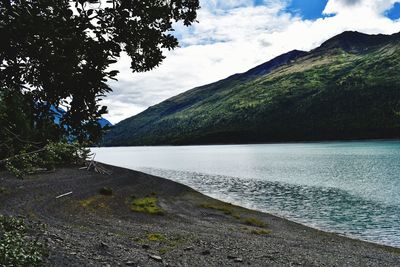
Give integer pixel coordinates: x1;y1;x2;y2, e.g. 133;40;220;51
79;195;110;210
242;217;267;228
147;233;166;242
130;197;163;215
200;202;240;217
251;229;272;235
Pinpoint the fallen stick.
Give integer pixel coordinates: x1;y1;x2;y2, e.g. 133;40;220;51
56;191;73;199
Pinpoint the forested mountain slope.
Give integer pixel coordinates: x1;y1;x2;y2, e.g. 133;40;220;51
104;31;400;146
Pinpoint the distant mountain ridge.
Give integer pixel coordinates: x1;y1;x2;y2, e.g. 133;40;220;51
52;106;112;128
315;31;400;52
234;49;308;79
104;31;400;146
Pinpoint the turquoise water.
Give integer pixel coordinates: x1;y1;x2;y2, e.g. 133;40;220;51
92;141;400;247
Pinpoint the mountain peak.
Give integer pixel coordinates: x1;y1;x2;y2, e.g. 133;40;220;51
316;31;400;52
104;30;400;146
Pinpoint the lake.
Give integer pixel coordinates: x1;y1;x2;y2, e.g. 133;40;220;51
92;141;400;248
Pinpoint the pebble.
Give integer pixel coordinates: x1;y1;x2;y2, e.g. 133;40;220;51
234;257;243;263
125;261;135;266
228;255;244;262
149;255;162;262
183;246;194;251
100;242;109;249
201;250;211;255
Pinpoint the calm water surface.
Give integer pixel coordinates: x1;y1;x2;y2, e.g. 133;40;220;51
92;141;400;247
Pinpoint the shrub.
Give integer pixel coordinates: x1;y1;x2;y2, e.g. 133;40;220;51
0;215;47;266
4;141;90;178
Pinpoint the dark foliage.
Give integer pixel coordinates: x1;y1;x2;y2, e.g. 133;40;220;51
0;0;199;159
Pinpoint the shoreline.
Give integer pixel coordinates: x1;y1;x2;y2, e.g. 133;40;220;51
200;191;400;250
1;164;399;266
91;157;400;250
113;164;400;250
100;138;400;148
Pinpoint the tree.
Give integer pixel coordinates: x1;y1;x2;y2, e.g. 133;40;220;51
0;0;199;158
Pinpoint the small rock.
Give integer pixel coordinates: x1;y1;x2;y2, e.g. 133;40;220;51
100;242;109;249
201;250;211;255
149;255;162;262
228;255;244;262
183;246;194;251
50;234;63;241
234;258;243;263
125;261;135;266
142;244;150;249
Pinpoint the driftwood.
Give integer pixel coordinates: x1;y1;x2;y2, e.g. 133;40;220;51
80;154;112;175
56;192;73;199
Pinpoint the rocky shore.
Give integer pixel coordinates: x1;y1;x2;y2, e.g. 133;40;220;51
0;164;399;266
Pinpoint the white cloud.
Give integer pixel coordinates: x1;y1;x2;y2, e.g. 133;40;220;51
324;0;400;15
103;0;400;124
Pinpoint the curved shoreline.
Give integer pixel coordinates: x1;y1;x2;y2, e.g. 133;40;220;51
121;164;400;250
1;164;399;266
199;191;400;250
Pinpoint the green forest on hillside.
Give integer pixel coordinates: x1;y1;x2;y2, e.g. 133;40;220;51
104;32;400;146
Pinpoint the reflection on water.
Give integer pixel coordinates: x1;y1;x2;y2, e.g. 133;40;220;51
92;141;400;247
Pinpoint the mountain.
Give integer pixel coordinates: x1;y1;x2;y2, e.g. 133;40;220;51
98;118;113;128
52;106;112;128
103;31;400;146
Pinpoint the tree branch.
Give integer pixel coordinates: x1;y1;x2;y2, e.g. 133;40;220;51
0;148;47;166
4;128;42;146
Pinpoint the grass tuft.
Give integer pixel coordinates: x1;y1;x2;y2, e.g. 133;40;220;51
147;233;166;242
79;195;110;210
200;203;240;218
130;197;163;215
242;217;267;228
79;196;101;208
251;229;272;235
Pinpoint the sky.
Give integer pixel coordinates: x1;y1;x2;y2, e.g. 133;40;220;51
103;0;400;124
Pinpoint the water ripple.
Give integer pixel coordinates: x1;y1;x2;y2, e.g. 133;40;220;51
92;141;400;248
139;167;400;248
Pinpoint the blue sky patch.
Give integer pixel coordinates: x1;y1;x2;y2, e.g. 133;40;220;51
386;3;400;20
285;0;329;20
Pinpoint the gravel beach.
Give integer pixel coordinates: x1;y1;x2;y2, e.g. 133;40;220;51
0;164;399;266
